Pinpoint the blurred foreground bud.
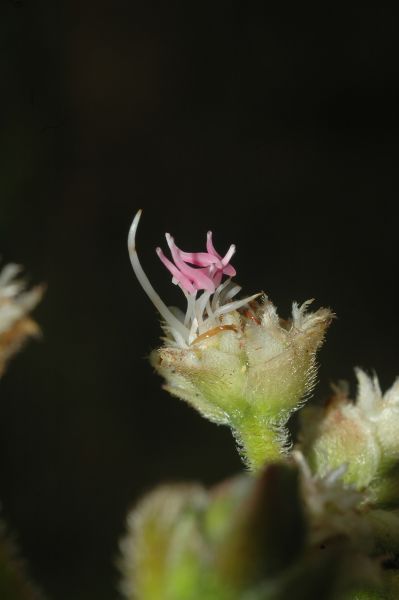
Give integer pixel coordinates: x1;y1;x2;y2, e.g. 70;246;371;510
0;263;44;377
128;211;332;469
0;521;45;600
299;369;399;507
120;459;382;600
119;485;210;600
213;462;306;587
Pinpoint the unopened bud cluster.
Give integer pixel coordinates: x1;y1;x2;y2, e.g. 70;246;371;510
300;369;399;506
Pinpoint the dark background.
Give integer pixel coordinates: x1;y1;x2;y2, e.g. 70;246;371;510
1;2;398;598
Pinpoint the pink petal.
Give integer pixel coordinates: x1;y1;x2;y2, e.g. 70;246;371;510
165;234;215;292
222;264;236;277
211;270;223;287
207;233;236;277
156;248;195;294
179;250;221;267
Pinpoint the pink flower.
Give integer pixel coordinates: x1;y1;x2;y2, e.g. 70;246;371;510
156;232;236;294
128;210;259;347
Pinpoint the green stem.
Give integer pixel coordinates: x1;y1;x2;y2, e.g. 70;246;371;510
233;417;286;471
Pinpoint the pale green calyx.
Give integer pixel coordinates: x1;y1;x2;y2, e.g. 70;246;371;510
128;209;332;470
299;369;399;506
152;300;332;470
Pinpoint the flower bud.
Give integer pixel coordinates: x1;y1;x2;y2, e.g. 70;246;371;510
299;369;399;507
119;459;381;600
118;485;210;600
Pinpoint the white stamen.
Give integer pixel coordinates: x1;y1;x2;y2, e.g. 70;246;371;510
211;278;232;311
213;292;261;319
195;291;211;332
222;244;236;265
223;284;242;303
206;298;214;321
128;211;188;343
183;290;196;328
189;316;199;344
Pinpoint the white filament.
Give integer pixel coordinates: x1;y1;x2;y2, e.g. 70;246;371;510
213;292;261;318
128;211;188;344
211;278;232;311
224;284;242;303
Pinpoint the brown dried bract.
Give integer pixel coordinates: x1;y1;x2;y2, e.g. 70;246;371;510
190;324;238;345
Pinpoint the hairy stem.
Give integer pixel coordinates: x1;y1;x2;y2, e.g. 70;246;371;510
233;417;286;471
